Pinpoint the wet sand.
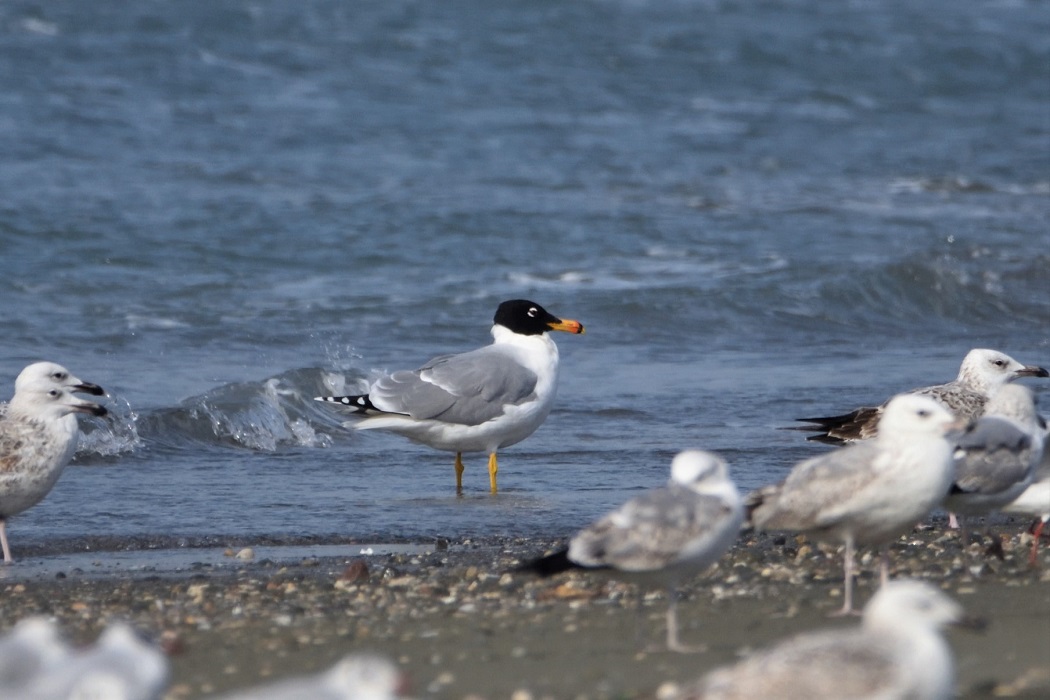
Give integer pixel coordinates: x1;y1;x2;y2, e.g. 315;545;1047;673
1;519;1048;699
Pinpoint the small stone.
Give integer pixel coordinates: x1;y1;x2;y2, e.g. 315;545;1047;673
159;630;186;655
187;584;208;604
341;560;370;583
655;682;680;700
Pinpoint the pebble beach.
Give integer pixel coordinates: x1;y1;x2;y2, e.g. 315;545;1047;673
2;518;1047;699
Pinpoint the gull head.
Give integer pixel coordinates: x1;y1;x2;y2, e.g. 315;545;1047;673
15;362;105;397
670;449;737;496
494;299;585;336
8;384;108;420
878;394;960;440
323;653;406;699
863;580;973;634
957;349;1048;395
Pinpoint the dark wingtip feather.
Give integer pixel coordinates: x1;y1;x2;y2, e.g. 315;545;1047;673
514;547;579;577
313;394;376;414
792;406;880;444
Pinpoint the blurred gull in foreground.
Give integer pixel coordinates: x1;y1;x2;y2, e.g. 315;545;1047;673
668;580;977;700
0;617;71;696
209;653;406;700
1;620;167;700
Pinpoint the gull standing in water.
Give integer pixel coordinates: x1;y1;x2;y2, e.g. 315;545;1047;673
795;349;1047;444
670;580;975;700
316;299;584;493
519;450;743;652
750;394;961;615
0;368;108;563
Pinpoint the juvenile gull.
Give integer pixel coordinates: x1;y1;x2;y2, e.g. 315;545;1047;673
943;384;1044;542
210;653;405;700
0;371;108;563
796;349;1048;444
750;394;961;614
519;450;743;652
670;580;973;700
315;299;584;493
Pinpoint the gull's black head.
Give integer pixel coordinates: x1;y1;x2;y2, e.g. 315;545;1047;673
493;299;585;336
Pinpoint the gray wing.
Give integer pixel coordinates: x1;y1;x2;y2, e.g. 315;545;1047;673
368;346;538;426
751;443;884;532
569;486;735;571
953;417;1035;495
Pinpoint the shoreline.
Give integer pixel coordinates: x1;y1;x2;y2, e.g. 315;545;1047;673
1;521;1048;699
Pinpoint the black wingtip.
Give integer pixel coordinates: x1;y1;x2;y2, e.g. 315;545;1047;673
314;394;375;414
515;547;579;578
778;423;848;445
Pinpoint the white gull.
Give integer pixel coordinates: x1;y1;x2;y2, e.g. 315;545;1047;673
669;580;974;700
519;450;743;652
19;622;168;700
315;299;584;493
0;368;108;563
750;394;961;614
0;617;71;696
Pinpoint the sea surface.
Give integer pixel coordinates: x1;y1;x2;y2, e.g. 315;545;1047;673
1;0;1047;553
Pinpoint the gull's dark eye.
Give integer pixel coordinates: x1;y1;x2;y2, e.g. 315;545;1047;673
527;307;538;317
993;359;1005;367
47;389;60;397
52;372;67;381
917;409;930;418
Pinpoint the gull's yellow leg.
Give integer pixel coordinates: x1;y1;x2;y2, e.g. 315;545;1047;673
455;453;465;493
488;452;499;493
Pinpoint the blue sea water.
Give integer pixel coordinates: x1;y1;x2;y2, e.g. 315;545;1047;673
0;0;1047;551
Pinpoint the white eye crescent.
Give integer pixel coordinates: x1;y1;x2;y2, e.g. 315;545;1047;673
527;307;538;317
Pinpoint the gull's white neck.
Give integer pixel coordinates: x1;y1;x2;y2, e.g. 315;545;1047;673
490;324;560;380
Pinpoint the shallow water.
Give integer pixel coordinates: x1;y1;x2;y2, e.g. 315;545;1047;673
1;0;1047;550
